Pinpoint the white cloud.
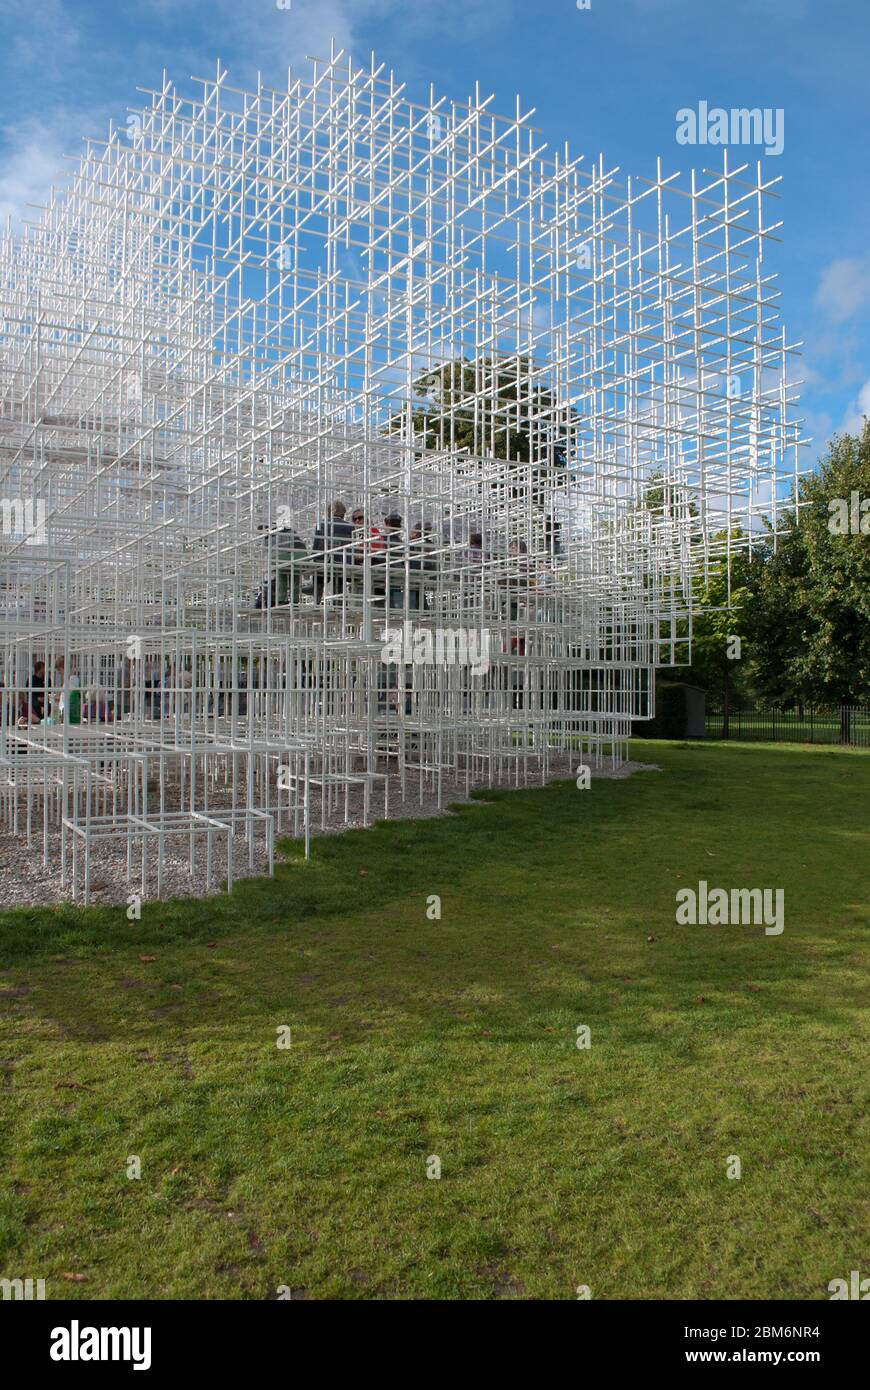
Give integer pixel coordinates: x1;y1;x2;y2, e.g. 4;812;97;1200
0;119;78;228
0;0;372;232
140;0;504;87
0;0;509;238
839;378;870;436
216;0;359;72
139;0;372;83
814;256;870;324
0;0;81;78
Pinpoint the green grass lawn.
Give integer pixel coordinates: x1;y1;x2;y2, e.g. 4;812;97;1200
0;739;867;1300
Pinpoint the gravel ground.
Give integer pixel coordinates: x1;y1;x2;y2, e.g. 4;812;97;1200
0;757;661;908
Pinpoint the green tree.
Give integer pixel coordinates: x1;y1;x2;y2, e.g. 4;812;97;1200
744;421;870;736
638;473;753;730
386;355;572;501
670;539;756;734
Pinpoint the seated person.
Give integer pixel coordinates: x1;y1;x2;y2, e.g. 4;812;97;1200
18;660;45;723
311;501;354;600
380;514;420;611
370;511;402;563
30;660;46;720
408;523;437;573
351;507;383;563
53;657;82;724
256;523;307;608
84;687;115;723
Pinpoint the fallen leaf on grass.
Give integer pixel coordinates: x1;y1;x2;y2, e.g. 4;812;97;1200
62;1272;88;1282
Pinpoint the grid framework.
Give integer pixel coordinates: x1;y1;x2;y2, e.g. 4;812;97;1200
0;47;804;901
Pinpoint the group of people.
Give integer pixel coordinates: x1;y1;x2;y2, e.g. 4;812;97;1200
256;501;546;613
10;655;195;728
256;502;440;610
11;657;83;728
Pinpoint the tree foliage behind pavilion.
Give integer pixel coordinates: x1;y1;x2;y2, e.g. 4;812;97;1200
660;421;870;724
386;355;574;504
389;361;869;721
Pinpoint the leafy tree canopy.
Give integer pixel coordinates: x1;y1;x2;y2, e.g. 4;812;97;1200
386;355;574;486
745;421;870;706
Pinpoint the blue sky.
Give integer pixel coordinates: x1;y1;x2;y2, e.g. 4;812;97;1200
1;0;867;464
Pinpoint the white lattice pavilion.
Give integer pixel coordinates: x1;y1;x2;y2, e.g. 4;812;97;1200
0;48;803;900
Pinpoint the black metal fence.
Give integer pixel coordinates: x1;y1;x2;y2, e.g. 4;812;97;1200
705;704;870;746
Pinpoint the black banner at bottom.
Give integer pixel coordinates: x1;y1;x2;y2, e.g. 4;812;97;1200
5;1297;865;1374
